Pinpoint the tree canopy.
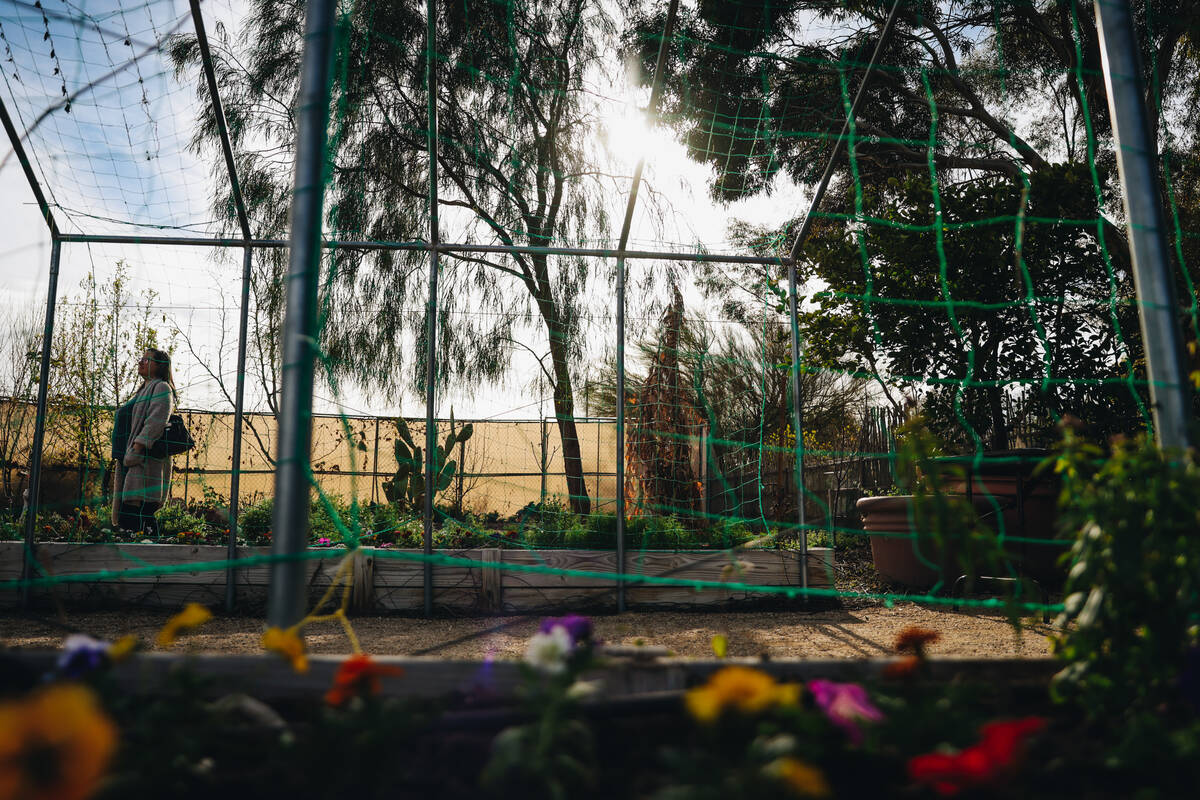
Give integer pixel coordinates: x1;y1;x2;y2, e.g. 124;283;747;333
627;0;1200;445
172;0;640;513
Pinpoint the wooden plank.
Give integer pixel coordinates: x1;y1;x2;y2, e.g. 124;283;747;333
1;543;833;612
498;549;831;589
480;548;502;611
372;587;484;612
350;550;374;612
0;543;342;587
0;650;1058;703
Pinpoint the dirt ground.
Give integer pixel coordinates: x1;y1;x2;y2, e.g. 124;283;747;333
0;602;1055;660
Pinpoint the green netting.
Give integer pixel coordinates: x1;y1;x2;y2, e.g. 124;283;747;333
3;0;1199;624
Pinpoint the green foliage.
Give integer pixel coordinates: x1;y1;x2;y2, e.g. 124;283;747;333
237;496;274;546
800;172;1143;449
154;505;211;538
1051;432;1200;722
382;416;473;513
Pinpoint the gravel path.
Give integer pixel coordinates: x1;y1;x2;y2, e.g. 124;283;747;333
1;603;1054;660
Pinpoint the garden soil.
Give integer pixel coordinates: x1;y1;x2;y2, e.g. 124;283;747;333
1;602;1053;660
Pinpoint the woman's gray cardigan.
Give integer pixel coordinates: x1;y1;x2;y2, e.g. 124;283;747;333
114;378;174;509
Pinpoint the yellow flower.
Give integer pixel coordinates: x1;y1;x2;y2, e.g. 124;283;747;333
0;684;117;800
710;634;728;659
684;666;801;723
108;635;138;662
767;757;832;798
262;627;308;673
156;603;212;648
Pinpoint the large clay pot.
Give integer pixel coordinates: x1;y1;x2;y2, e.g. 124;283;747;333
940;449;1068;584
856;495;949;588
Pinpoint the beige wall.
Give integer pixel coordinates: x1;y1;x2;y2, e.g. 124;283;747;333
1;399;625;517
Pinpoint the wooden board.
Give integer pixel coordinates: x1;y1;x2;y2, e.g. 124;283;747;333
1;543;833;612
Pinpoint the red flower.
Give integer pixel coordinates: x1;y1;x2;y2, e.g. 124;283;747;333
324;654;404;707
908;717;1046;796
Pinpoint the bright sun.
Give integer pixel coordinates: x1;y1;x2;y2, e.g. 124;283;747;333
599;103;685;172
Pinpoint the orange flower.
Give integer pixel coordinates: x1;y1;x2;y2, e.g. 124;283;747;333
155;603;212;648
0;684;117;800
325;654;405;707
895;626;941;655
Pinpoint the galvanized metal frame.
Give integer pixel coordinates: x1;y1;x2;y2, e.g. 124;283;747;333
54;233;785;266
613;0;680;613
1094;0;1191;450
782;0;903;597
187;0;256;613
17;0;1176;625
266;0;339;628
423;0;441;618
2;90;60;607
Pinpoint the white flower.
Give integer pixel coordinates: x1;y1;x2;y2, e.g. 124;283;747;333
565;679;602;700
524;625;572;674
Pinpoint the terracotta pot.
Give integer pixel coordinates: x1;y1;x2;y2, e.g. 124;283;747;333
856;495;949;588
940;449;1068;584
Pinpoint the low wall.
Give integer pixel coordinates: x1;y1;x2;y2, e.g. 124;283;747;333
0;542;833;612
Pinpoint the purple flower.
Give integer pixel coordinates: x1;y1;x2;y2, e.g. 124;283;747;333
316;537;332;546
56;634;110;679
538;614;593;646
808;679;884;745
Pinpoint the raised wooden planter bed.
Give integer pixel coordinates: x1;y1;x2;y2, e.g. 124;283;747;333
0;542;833;612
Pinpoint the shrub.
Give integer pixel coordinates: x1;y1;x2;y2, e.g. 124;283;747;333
155;504;214;540
239;497;273;546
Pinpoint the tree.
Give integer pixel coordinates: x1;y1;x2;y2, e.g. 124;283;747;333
50;262;170;480
587;288;870;523
624;286;703;517
171;0;636;514
0;307;40;513
626;0;1200;441
172;267;282;467
800;168;1141;449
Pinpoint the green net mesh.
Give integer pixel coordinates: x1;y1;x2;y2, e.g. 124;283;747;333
2;0;1198;621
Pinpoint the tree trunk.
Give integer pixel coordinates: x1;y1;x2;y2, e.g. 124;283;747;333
988;385;1009;452
546;328;591;514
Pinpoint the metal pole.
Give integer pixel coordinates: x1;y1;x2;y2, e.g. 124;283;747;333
226;246;253;612
782;0;901;594
372;417;380;504
788;260;808;594
21;239;61;608
422;0;440;618
0;96;59;237
189;0;251;239
1094;0;1191;449
614;0;679;614
53;233;794;265
267;0;338;629
539;417;548;505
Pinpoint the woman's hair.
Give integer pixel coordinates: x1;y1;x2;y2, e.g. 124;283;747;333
145;348;176;394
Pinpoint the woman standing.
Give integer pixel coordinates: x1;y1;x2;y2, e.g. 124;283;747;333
111;349;175;535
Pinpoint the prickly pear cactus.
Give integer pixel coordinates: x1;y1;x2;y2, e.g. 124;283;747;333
382;414;473;511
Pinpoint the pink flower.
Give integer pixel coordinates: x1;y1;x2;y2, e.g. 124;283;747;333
807;680;884;745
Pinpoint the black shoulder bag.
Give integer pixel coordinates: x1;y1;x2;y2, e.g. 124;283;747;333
149;385;195;458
